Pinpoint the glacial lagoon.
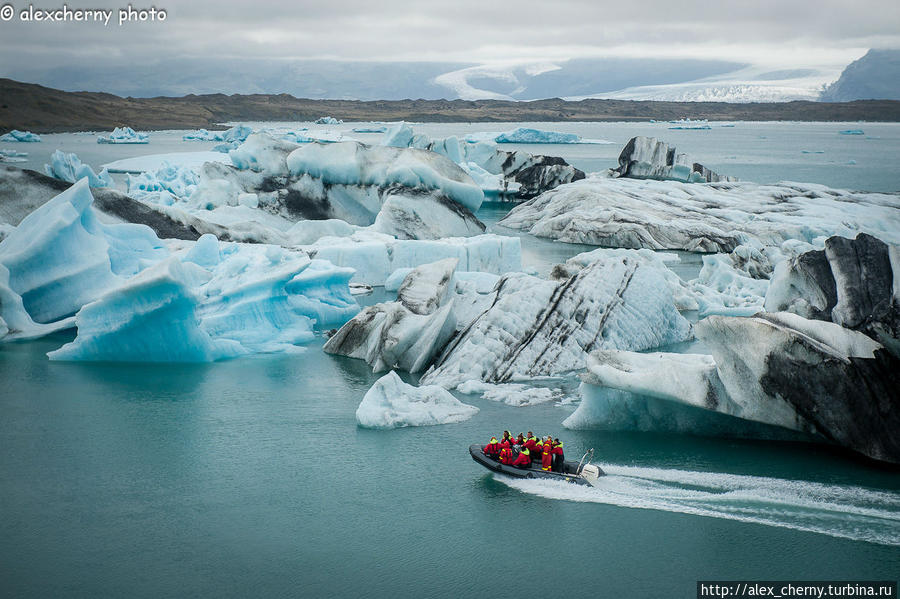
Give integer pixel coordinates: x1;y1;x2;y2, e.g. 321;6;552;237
1;121;899;598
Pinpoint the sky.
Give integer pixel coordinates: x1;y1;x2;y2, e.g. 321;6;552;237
1;0;899;98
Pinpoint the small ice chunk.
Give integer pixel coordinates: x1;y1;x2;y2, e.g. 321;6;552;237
356;371;478;429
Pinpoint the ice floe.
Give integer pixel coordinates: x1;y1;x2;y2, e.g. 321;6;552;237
614;136;735;183
183;125;253;143
356;371;478;429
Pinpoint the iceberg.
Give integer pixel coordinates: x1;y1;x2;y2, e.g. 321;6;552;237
356;371;478;429
500;176;900;252
668;118;712;130
0;178;166;326
0;165;208;242
103;151;233;174
696;312;900;463
421;254;692;388
324;259;461;372
47;258;245;362
383;123;585;199
314;117;343;125
308;233;520;285
182;125;253;143
43;150;112;188
0;149;28;163
352;125;387;133
839;129;864;135
0;130;42;143
178;134;486;242
127;161;199;204
765;233;899;355
615;137;735;183
493;128;581;144
97;127;149;144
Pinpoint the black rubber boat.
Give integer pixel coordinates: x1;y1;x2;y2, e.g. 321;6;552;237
468;444;604;486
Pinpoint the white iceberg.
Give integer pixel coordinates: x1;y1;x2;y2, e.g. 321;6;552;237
182;125;253;143
314;117;343;125
0;130;42;143
356;371;478;429
1;149;28;163
308;233;520;285
500;176;900;251
614;136;735;183
97;127;149;144
127;161;199;204
421;254;692;388
352;125;387;133
43;150;112;188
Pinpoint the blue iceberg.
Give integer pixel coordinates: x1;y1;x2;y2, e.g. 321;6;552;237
43;150;112;188
97;127;149;144
0;130;42;142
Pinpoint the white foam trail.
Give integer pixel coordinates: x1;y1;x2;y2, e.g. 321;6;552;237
497;464;900;546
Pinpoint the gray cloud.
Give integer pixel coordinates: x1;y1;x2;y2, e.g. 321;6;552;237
0;0;898;80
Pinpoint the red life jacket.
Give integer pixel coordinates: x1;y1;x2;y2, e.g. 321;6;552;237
511;449;531;467
523;438;537;453
499;447;514;464
541;443;553;471
484;439;501;456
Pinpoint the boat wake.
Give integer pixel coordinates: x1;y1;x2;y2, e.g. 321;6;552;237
497;464;900;546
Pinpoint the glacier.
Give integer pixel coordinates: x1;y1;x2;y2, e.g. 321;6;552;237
356;371;478;429
0;130;42;142
97;127;149;144
44;151;113;188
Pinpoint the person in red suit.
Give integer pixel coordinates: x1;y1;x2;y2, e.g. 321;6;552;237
483;436;501;459
499;445;514;465
523;432;537;455
511;447;531;469
551;439;565;472
541;436;554;471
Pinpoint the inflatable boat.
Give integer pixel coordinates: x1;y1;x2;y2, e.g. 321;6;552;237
469;444;605;486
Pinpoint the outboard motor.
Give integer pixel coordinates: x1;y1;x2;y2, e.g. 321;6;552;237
574;449;605;486
579;463;604;486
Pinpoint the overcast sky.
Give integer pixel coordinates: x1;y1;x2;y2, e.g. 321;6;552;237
1;0;898;71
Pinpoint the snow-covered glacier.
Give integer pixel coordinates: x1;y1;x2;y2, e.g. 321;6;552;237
500;176;900;252
356;371;478;429
97;127;149;144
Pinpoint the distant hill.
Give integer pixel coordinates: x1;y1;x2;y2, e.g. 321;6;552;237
821;49;900;102
2;78;900;134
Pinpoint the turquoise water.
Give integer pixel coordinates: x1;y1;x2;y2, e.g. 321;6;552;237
2;331;899;598
2;123;899;597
